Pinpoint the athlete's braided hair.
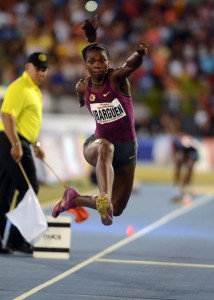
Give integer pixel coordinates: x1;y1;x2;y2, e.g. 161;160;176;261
81;17;110;61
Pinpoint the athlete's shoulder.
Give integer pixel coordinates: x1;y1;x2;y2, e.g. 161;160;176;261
108;67;117;76
76;77;90;93
108;67;123;82
109;67;129;82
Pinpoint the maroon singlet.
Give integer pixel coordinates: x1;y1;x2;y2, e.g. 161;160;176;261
85;75;136;144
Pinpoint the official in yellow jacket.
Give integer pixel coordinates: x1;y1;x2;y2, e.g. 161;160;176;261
0;52;49;254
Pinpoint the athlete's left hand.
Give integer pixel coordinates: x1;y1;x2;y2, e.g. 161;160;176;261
136;43;149;56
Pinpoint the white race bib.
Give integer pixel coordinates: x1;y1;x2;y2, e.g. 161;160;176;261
90;98;126;124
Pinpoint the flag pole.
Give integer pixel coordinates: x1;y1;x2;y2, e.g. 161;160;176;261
41;159;90;223
42;159;68;189
18;163;31;187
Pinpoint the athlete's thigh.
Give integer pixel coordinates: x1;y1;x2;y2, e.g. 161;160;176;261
112;164;136;215
83;136;113;166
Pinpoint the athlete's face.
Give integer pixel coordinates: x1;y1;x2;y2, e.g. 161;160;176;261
26;63;48;86
85;49;109;80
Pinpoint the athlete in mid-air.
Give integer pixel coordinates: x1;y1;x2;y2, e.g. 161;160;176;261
52;17;148;225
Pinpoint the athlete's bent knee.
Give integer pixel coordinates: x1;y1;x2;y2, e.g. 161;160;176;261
113;206;125;217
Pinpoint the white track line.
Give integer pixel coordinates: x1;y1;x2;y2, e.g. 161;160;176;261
97;258;214;269
14;194;214;300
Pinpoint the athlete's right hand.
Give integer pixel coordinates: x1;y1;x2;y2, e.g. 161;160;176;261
11;144;23;163
81;16;98;43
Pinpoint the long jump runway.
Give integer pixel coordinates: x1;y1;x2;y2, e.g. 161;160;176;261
0;183;214;300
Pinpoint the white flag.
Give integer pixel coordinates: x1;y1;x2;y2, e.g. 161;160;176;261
6;186;48;243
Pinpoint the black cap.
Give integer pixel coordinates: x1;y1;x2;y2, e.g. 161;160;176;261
27;52;49;68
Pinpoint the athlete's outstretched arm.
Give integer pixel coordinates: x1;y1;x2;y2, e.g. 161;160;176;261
81;16;148;79
116;43;149;79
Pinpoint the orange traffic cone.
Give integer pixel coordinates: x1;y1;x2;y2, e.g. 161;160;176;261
68;207;90;223
182;194;192;207
126;225;135;236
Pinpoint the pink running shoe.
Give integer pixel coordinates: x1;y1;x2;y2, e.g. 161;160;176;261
96;193;113;226
52;187;80;218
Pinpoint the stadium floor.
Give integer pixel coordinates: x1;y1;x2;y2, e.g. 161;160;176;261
0;183;214;300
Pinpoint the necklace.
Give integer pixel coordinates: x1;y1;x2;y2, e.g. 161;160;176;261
91;76;105;85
